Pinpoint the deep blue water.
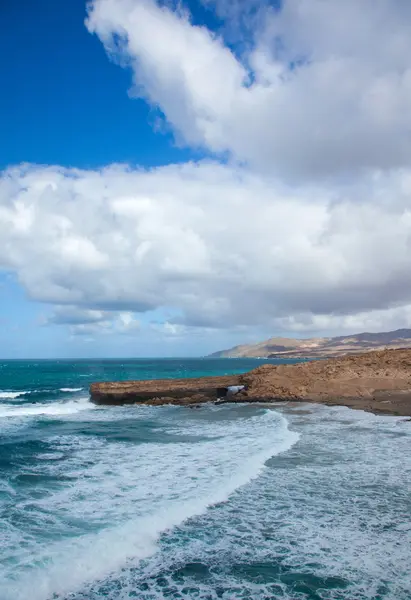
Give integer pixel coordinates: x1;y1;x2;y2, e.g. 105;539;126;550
0;359;410;599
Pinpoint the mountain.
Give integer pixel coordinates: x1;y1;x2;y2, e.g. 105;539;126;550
208;328;411;359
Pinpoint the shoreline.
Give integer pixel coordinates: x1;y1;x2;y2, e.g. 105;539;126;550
279;395;411;418
90;348;411;417
307;393;411;418
216;394;411;417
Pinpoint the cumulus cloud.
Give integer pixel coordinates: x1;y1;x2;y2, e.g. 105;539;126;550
47;306;110;326
46;305;140;337
2;0;411;346
272;305;411;337
87;0;411;179
2;162;411;336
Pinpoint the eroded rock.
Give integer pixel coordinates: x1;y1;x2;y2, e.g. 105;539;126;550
90;375;240;406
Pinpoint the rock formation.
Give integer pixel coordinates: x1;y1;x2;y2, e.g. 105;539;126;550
236;348;411;415
90;375;241;406
90;348;411;416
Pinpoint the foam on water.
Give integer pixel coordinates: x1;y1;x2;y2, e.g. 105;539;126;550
95;404;409;600
0;405;298;600
0;396;93;418
1;399;411;600
1;359;410;600
0;389;79;402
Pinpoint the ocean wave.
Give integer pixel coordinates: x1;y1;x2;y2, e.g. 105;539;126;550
0;391;27;399
0;391;37;399
77;405;411;600
0;388;84;401
0;406;298;600
0;397;93;418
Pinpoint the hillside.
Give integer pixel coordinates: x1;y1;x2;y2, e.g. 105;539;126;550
208;328;411;359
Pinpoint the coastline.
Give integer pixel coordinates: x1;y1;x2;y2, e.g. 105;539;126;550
219;393;411;418
305;391;411;417
90;348;411;417
278;393;411;418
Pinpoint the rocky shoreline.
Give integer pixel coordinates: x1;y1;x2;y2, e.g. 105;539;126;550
90;348;411;416
90;375;241;406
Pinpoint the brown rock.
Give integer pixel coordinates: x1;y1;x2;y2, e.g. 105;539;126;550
90;349;411;416
90;375;240;406
238;348;411;415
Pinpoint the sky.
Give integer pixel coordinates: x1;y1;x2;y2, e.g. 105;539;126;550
1;0;411;358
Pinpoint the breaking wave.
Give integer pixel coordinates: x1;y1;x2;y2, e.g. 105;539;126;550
0;405;298;600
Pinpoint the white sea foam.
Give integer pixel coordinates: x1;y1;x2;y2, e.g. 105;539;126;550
68;405;411;600
0;397;93;418
6;403;410;600
164;404;410;600
0;391;26;399
0;405;298;600
60;387;83;392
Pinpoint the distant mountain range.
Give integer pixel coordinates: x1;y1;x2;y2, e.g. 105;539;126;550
208;328;411;359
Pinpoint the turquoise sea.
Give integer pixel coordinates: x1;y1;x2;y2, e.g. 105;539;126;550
0;358;410;600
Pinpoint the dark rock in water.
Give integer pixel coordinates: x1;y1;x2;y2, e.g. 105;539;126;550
90;375;241;406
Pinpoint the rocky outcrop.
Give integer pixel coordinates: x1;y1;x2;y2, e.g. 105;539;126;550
235;348;411;415
90;375;241;406
90;348;411;416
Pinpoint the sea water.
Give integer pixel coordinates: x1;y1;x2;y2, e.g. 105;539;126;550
0;359;410;599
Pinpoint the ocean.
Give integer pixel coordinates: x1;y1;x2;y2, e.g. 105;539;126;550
0;358;410;600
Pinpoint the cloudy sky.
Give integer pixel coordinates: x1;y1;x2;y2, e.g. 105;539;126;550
2;0;411;358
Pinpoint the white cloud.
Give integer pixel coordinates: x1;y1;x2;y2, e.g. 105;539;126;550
47;306;140;337
2;0;411;348
86;0;411;179
271;305;411;337
47;306;109;325
2;162;411;337
68;312;140;337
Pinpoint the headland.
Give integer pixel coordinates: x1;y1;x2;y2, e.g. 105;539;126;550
90;348;411;416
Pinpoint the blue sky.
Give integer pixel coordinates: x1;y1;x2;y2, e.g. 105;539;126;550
1;0;411;357
0;0;197;170
1;0;252;358
1;0;204;357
